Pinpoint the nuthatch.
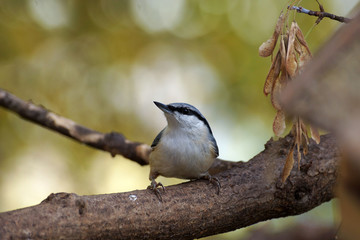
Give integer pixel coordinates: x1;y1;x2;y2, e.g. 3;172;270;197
148;101;220;201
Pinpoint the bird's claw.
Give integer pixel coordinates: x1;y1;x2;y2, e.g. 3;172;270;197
202;174;221;195
148;180;165;202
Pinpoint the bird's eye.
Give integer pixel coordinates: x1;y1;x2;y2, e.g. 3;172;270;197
183;108;189;114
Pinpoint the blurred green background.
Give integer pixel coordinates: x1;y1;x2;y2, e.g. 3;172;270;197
0;0;357;238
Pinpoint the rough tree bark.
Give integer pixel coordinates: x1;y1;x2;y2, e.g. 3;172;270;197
0;134;339;239
244;224;337;240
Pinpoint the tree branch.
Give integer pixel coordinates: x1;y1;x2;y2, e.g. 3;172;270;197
288;3;351;24
0;88;150;166
0;134;339;239
244;223;337;240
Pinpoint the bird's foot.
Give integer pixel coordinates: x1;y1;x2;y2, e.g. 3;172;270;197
147;180;165;202
201;174;221;195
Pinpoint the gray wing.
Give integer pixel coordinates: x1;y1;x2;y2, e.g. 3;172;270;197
210;134;219;157
151;128;165;148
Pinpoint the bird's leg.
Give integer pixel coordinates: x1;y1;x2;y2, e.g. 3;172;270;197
201;173;221;195
147;178;165;201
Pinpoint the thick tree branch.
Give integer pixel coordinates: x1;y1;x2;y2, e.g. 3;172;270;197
0;88;150;166
244;223;337;240
0;134;339;239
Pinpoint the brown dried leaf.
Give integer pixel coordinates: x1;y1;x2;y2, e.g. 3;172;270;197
264;51;282;96
286;22;298;77
273;110;286;136
282;147;294;183
310;125;321;144
259;13;286;57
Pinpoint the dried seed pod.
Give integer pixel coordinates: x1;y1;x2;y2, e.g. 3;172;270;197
301;121;309;145
295;22;312;70
271;71;287;110
294;22;311;55
260;14;321;183
295;119;302;170
282;147;294;183
280;35;288;68
296;147;301;170
298;47;312;70
273;110;286;136
274;13;286;35
286;50;298;77
259;38;277;57
302;136;309;155
286;22;298;77
301;121;309;155
294;40;305;72
259;13;286;57
264;51;282;96
294;38;302;55
310;126;321;144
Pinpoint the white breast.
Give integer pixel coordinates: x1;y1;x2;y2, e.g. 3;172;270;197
149;126;215;179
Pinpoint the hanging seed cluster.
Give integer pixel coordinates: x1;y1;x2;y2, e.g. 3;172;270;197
259;13;321;182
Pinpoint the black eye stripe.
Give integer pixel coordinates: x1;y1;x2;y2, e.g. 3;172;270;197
171;106;192;115
169;106;213;134
180;107;190;115
168;106;188;114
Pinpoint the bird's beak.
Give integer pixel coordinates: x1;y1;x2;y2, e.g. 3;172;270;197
154;101;172;114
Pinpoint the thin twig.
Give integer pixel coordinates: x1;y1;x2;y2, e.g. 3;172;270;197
288;5;351;24
0;88;150;165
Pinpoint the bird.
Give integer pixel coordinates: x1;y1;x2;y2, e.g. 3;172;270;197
148;101;220;201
